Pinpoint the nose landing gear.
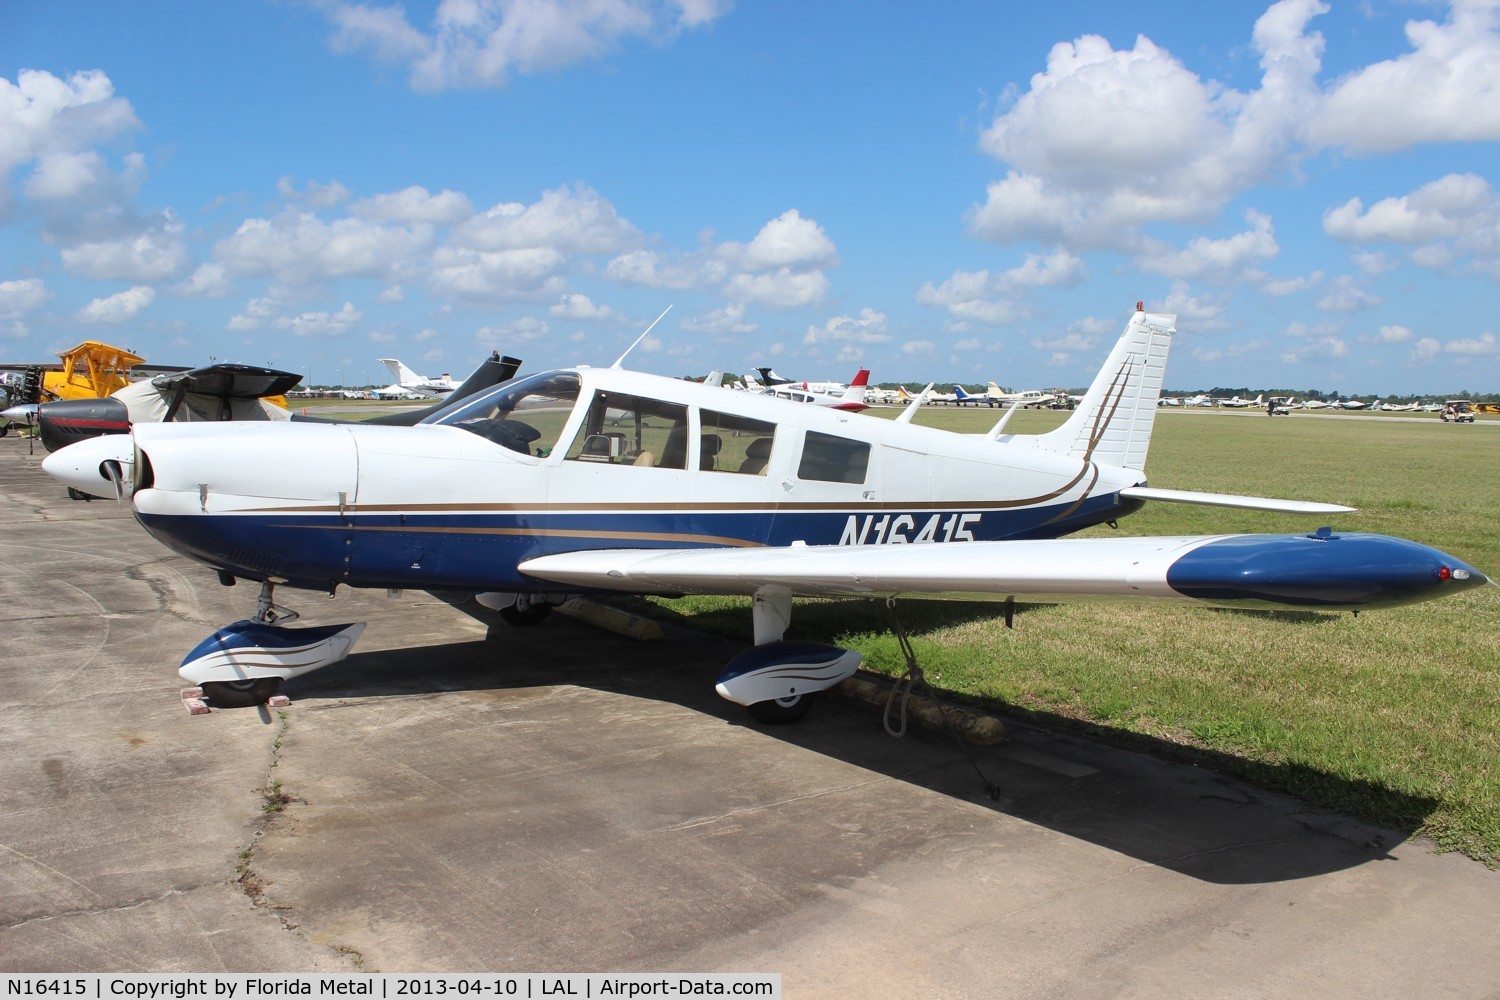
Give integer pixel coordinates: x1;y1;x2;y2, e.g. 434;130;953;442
181;581;366;708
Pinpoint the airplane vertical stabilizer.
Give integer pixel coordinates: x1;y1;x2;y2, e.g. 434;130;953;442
380;358;424;387
1028;310;1175;472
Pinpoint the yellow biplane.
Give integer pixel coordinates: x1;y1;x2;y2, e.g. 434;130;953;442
41;341;146;401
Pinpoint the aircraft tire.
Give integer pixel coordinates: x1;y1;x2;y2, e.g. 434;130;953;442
498;597;553;627
202;677;283;708
747;692;814;725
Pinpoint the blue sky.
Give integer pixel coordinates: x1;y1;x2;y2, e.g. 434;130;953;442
3;1;1498;395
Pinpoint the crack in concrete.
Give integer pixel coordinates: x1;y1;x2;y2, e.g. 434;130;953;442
231;708;365;971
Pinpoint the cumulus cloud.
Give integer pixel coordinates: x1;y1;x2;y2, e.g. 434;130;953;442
1323;174;1488;243
229;298;361;337
60;212;189;281
277;302;363;337
605;248;712;290
720;209;838;272
681;303;755;335
227;296;279;332
0;277;52;337
723;267;829;309
1262;270;1322;297
1409;337;1441;364
1446;332;1497;355
175;262;234;298
1322;173;1500;278
321;0;732;92
277;176;352;208
1137;210;1280;280
452;185;639;255
607;209;837;309
966;0;1500;269
1375;324;1413;344
428;245;569;300
969;1;1324;249
0;69;139;208
1309;0;1500;153
803;308;892;349
1315;274;1381;313
0;277;53;316
215;211;435;288
78;285;155;323
549;292;625;323
474;316;584;354
917;249;1084;327
351;185;474;224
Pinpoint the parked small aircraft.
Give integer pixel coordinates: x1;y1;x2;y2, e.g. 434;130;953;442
757;369;870;411
985;384;1057;409
1299;398;1333;410
1335;398;1368;410
949;385;995;407
42;307;1487;717
377;358;457;399
1219;394;1264;409
752;367;848;396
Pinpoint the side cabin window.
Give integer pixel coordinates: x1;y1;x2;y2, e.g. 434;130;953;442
435;371;580;457
565;390;690;469
700;410;776;475
798;430;869;484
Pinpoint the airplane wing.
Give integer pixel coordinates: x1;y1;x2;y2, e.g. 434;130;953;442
520;532;1484;612
1118;486;1353;514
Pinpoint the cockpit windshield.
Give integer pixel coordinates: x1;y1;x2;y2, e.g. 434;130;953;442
429;370;582;457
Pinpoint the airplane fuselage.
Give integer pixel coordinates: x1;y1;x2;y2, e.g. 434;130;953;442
127;366;1146;596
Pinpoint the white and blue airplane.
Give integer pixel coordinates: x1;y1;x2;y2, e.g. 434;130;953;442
42;307;1487;718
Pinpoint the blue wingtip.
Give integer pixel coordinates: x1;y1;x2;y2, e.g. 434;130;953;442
1166;533;1486;610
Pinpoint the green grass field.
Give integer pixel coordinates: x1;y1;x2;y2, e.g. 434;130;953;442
638;408;1500;866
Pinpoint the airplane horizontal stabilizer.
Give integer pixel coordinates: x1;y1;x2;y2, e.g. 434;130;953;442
520;532;1485;612
1119;486;1354;514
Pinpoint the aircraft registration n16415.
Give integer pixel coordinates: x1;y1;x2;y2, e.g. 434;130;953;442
42;306;1488;718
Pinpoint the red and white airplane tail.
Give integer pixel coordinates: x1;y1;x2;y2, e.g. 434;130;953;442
839;369;870;406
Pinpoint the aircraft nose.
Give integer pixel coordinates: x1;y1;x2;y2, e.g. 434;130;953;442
41;433;136;501
129;423;361;587
37;396;130;453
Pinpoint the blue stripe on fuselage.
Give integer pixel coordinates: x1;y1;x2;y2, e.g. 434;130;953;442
136;492;1140;592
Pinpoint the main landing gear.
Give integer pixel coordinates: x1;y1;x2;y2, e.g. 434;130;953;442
712;587;863;725
180;581;366;708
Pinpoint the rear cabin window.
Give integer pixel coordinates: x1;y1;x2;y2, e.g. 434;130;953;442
700;410;776;475
564;391;690;469
798;431;870;484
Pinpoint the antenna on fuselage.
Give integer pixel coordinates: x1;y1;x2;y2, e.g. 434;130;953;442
611;305;673;369
895;382;933;425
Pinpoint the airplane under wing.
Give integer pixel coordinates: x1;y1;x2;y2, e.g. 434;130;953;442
520;531;1486;611
1117;486;1354;514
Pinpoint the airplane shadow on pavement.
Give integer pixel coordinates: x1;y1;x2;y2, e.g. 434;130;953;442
275;593;1435;890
